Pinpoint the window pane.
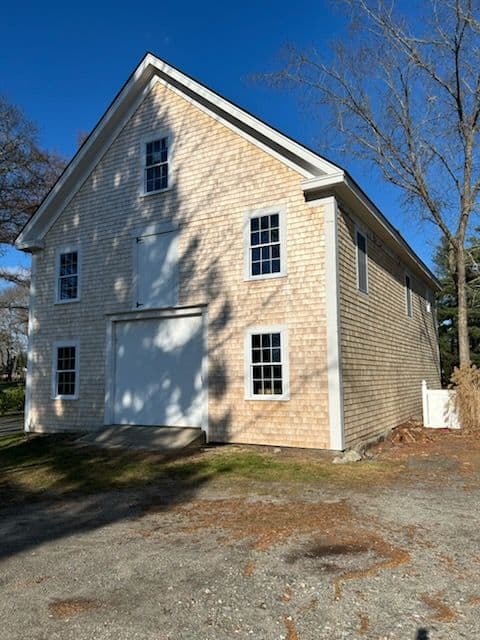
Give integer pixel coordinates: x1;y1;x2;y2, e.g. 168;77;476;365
253;379;263;395
273;379;283;394
252;349;261;363
272;348;281;362
252;334;261;348
252;262;261;276
262;348;271;362
270;228;279;243
271;333;281;347
271;244;280;259
250;217;259;232
272;260;280;273
263;380;273;394
252;247;260;261
252;366;262;380
260;216;269;229
261;261;271;274
251;232;260;246
261;246;270;260
260;230;269;244
261;334;271;348
270;213;279;227
273;365;282;378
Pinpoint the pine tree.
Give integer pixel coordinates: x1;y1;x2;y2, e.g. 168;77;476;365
434;230;480;384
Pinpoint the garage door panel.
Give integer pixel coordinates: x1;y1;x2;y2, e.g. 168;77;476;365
113;315;206;428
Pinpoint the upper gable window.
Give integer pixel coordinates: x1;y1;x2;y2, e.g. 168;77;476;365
56;248;80;303
144;137;169;194
244;207;286;280
356;229;368;294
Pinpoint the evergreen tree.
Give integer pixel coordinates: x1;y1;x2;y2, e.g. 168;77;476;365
434;230;480;384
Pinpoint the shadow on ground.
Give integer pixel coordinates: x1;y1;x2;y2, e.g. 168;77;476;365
0;433;215;561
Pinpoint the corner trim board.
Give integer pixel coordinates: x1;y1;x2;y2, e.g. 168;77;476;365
323;195;345;450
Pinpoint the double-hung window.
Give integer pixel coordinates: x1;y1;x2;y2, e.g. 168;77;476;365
52;342;79;399
245;207;286;279
56;248;79;302
245;326;289;400
356;230;368;294
144;137;169;194
405;273;413;317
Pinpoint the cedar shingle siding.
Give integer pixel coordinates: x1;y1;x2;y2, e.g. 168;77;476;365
337;208;441;448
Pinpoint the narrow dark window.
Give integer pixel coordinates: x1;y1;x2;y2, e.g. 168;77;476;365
145;137;168;193
405;274;413;317
356;230;368;293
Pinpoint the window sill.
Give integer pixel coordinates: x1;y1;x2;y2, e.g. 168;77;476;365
245;394;290;402
54;298;81;305
139;186;173;198
52;395;78;401
244;272;287;282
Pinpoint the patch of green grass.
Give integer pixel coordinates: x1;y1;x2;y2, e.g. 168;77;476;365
0;433;402;504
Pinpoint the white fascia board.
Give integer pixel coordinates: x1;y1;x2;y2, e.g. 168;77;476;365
146;54;340;177
302;172;441;290
17;53;342;250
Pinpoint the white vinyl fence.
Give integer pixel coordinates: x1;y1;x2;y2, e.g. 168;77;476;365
422;380;460;429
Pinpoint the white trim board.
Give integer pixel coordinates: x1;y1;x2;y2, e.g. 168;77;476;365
322;196;345;451
24;254;37;433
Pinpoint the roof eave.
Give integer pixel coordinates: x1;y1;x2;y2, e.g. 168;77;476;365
302;173;441;291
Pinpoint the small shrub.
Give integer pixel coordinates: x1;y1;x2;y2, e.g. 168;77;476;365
450;365;480;431
0;385;25;415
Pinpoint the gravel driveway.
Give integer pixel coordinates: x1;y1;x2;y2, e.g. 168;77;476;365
1;431;479;640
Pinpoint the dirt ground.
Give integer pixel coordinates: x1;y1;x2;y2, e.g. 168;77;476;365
1;427;480;640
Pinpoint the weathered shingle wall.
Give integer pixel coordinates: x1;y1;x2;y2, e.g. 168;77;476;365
337;207;441;448
28;80;331;448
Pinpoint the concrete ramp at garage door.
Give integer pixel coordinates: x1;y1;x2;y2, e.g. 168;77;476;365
77;425;205;452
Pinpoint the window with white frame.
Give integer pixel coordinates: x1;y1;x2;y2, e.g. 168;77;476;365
245;326;289;399
356;229;368;293
405;273;413;317
56;249;79;302
246;209;285;279
52;343;78;399
144;137;169;193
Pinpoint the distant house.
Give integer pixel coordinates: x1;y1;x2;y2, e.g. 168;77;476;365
16;53;440;450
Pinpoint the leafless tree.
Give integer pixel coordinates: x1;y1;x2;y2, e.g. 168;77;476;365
0;95;65;286
266;0;480;365
0;284;28;380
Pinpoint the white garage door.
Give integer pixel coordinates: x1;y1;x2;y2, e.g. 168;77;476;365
112;314;206;428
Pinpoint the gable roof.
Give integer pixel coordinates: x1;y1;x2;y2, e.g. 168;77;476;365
15;52;439;289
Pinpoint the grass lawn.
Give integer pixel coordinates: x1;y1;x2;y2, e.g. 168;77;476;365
0;433;402;503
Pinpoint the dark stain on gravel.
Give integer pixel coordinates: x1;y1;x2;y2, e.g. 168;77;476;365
48;598;102;619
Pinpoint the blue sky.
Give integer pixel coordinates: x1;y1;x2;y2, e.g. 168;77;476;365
0;0;440;273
